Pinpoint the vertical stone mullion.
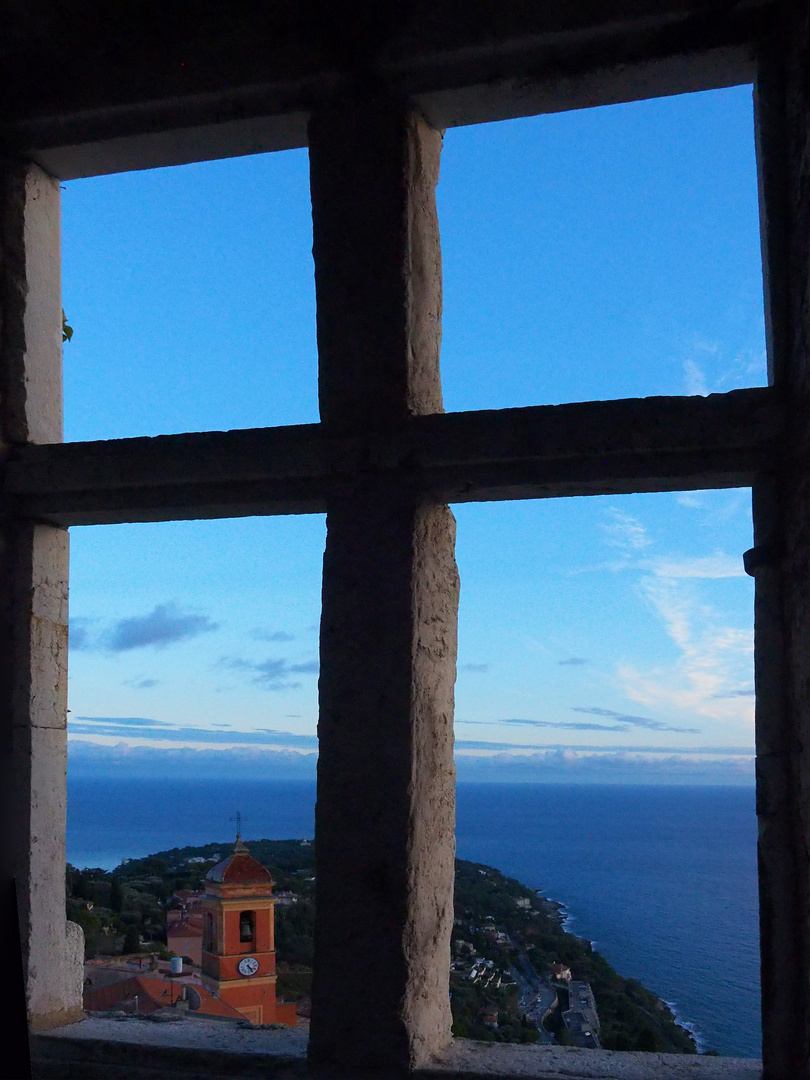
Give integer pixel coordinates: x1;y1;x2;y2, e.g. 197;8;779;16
753;12;810;1078
308;94;458;1073
309;94;444;432
0;160;82;1031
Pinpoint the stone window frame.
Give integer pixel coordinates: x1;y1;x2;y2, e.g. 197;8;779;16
2;4;807;1078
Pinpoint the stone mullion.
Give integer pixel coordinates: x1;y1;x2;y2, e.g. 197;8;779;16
753;16;810;1079
308;95;458;1073
0;159;83;1030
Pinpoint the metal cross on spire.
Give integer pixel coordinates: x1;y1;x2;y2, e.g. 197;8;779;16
230;811;248;844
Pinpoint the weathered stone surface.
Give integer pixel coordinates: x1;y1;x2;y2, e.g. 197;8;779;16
313;494;458;1071
0;163;82;1033
33;1020;762;1080
308;95;458;1073
424;1040;762;1079
309;94;443;432
0;160;62;444
6;525;82;1034
3;388;779;525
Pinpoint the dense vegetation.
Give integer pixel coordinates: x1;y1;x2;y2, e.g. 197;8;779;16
69;841;699;1052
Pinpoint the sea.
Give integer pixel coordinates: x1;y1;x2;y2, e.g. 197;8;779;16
66;778;760;1059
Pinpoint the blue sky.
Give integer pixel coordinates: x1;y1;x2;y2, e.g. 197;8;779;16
64;84;762;785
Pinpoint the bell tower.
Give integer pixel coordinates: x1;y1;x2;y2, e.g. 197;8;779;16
200;830;289;1025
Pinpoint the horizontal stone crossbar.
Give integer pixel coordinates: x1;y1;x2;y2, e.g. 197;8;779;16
0;0;774;178
2;388;778;526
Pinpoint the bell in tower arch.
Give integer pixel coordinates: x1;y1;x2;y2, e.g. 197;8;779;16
240;910;255;942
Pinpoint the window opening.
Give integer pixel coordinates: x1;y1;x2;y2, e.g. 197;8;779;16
61;151;318;442
240;911;255;942
451;492;757;1057
438;87;766;413
66;516;322;1002
36;50;773;1071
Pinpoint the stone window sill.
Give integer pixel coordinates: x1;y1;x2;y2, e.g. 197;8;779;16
32;1017;762;1079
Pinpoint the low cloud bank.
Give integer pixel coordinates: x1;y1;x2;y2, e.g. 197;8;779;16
69;737;753;785
455;748;754;786
69;741;317;780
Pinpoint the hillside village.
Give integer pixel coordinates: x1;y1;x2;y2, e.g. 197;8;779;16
69;840;700;1053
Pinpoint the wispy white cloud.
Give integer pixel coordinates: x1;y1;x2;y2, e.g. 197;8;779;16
620;571;753;727
601;509;650;555
591;502;754;735
649;553;745;580
684;358;709;396
681;335;766;398
677;493;703;509
571;550;746;581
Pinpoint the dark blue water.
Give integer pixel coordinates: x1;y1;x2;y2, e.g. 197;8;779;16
67;778;759;1057
454;784;759;1058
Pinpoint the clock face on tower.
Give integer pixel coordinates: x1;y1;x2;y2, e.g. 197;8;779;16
238;956;259;977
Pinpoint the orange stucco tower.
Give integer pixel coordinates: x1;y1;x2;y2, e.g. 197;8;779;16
200;835;294;1025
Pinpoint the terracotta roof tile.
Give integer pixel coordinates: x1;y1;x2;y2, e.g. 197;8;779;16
206;841;272;885
168;914;203;937
174;889;204;902
84;975;245;1020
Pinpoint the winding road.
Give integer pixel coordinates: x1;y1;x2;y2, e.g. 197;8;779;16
509;944;558;1044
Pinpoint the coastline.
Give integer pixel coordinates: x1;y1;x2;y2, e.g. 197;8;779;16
537;889;708;1052
68;776;760;1056
665;1003;708;1054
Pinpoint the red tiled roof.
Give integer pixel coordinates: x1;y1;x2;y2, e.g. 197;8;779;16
192;989;246;1019
84;976;173;1014
84;975;245;1020
206;841;272;885
169;922;203;939
168;913;203;938
174;889;204;903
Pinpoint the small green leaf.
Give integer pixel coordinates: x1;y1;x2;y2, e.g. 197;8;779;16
62;309;73;342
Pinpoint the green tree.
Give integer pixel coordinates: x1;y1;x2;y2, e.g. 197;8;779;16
67;901;102;959
109;877;124;914
635;1027;659;1052
123;925;141;954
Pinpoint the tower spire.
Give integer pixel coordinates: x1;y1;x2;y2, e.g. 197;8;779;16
230;810;248;851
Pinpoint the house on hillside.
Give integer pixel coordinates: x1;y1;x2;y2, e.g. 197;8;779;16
167;914;203;967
